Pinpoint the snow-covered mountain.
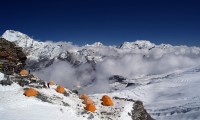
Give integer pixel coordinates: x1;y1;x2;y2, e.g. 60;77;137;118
2;30;200;70
2;30;81;69
1;30;200;120
2;30;200;92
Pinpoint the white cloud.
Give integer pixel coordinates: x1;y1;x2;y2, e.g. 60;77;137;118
35;42;200;94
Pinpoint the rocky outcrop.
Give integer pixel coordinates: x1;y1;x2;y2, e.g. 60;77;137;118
0;38;27;74
131;100;154;120
0;78;13;86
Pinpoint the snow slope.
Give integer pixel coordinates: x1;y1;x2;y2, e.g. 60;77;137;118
0;84;84;120
0;72;4;80
1;66;200;120
110;66;200;120
0;82;134;120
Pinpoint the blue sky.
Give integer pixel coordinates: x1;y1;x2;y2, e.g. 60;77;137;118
1;0;200;46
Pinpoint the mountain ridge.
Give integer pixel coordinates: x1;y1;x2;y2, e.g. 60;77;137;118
2;30;200;65
2;30;200;92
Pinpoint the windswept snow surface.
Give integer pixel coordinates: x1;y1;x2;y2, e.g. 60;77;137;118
0;83;132;120
110;66;200;120
0;84;80;120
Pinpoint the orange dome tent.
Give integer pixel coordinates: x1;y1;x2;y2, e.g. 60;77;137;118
84;104;96;112
83;98;94;105
101;95;110;101
56;86;65;94
49;80;55;85
20;70;29;76
79;94;89;100
24;88;38;97
101;95;114;106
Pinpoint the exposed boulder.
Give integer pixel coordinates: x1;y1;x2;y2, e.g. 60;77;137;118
0;79;13;86
131;100;154;120
109;75;126;83
0;75;13;86
71;89;79;95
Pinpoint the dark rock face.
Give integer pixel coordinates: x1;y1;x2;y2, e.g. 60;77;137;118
131;101;154;120
0;80;13;86
126;83;140;88
113;96;135;102
15;47;27;66
0;38;27;74
36;93;52;103
71;89;79;95
25;57;53;71
109;75;126;83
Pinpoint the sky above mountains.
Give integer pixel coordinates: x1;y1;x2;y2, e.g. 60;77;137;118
1;0;200;46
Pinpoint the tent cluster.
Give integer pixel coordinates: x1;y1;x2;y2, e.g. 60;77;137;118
22;76;113;113
16;70;44;87
23;81;65;98
79;94;114;112
47;81;66;95
22;78;65;97
79;94;96;112
19;70;39;82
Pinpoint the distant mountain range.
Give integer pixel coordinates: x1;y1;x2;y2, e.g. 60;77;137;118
1;30;200;92
2;30;200;71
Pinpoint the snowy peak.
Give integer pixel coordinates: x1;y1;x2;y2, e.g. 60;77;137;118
120;40;155;49
85;42;104;47
2;30;24;42
1;30;80;62
2;30;34;48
